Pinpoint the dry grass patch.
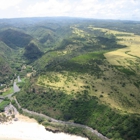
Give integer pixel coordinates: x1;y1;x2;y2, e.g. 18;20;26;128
83;64;140;114
91;27;140;67
71;26;89;38
37;63;140;114
37;72;85;94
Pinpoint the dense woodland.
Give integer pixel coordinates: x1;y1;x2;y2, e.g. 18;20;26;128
0;17;140;140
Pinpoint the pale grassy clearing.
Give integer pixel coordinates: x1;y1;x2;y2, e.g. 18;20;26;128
58;45;80;55
90;77;140;114
37;26;140;114
37;72;85;94
37;66;140;114
104;49;135;66
0;87;13;96
88;26;140;68
71;26;89;38
26;72;32;77
84;64;140;114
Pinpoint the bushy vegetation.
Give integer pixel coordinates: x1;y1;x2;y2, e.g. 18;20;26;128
19;110;101;140
0;29;32;49
115;66;135;76
0;55;13;84
0;100;10;112
24;42;43;63
17;87;140;140
0;17;140;140
1;87;13;96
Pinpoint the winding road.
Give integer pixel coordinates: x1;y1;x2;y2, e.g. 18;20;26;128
0;80;20;103
3;82;20;99
13;82;20;93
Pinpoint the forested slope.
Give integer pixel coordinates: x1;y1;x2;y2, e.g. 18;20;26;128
16;19;140;140
0;17;140;140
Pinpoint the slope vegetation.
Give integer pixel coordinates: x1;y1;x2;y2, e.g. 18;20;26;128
0;29;32;49
24;42;43;63
0;18;140;140
16;22;140;140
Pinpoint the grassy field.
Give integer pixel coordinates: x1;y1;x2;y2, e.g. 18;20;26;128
88;26;140;69
71;26;89;38
71;51;106;64
1;87;13;96
37;58;140;114
37;72;85;94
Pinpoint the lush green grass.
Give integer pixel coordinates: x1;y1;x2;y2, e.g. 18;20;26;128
0;100;10;112
71;51;106;64
2;87;13;96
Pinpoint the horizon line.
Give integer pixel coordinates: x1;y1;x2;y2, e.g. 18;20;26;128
0;16;140;22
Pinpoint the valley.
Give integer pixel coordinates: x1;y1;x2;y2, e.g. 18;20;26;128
0;18;140;140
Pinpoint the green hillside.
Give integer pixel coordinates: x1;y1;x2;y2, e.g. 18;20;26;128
17;21;140;140
0;55;12;84
24;42;43;63
0;29;32;49
0;41;12;57
0;18;140;140
0;41;14;85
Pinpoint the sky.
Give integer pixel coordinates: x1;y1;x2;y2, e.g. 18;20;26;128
0;0;140;20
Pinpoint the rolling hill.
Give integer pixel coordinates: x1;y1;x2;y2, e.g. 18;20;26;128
0;29;32;49
0;17;140;140
24;42;43;63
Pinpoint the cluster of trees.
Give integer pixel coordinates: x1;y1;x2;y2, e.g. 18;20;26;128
17;85;140;140
1;18;139;140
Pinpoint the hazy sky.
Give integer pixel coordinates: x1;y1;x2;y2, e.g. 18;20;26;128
0;0;140;20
